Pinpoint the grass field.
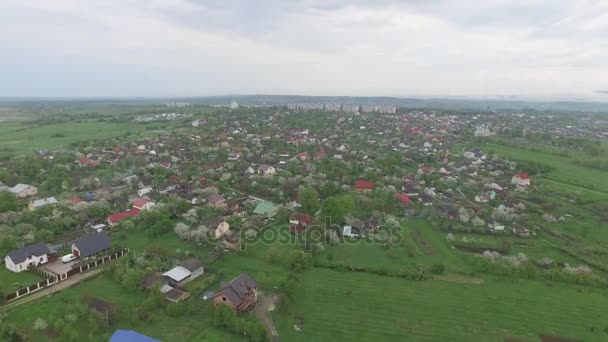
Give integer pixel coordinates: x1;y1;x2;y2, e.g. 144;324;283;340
0;268;43;294
480;142;608;193
3;275;243;342
275;268;608;342
0;119;178;157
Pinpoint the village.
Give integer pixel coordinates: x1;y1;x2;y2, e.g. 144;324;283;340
0;102;607;342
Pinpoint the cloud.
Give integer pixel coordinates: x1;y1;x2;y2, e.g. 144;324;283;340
0;0;606;98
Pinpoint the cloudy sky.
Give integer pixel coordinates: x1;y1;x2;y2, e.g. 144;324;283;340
1;0;607;99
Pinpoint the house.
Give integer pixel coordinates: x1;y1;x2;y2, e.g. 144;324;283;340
354;180;374;192
298;152;309;161
132;198;155;211
107;208;141;226
258;164;276;175
203;216;230;239
342;226;361;238
511;173;531;187
512;226;530;237
180;258;205;280
212;273;259;314
207;194;226;208
9;184;38;198
29;197;58;210
289;212;314;233
67;197;82;205
243;166;256;175
71;232;111;258
394;193;410;206
138;187;153;197
162;258;205;287
4;243;51;273
110;330;160;342
253;201;278;218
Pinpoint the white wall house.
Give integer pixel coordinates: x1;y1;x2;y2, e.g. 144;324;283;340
5;243;51;273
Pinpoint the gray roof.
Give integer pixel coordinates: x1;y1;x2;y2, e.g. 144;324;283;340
10;183;32;194
7;242;51;264
180;258;203;272
31;197;58;208
72;232;111;257
216;273;258;307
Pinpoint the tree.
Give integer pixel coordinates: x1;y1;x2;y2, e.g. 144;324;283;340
0;193;19;213
320;194;354;225
299;187;320;215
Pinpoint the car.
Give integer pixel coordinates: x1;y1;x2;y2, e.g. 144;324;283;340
61;254;77;263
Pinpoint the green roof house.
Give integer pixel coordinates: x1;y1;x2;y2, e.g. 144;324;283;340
253;201;277;218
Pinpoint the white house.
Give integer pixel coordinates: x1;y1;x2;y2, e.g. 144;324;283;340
5;243;51;273
258;165;276;176
511;173;531;187
138;187;153;197
342;226;361;238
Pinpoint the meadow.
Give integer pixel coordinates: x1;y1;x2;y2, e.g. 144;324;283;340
480;142;608;193
0;268;43;294
275;268;608;342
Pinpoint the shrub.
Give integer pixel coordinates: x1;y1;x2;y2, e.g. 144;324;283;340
430;263;446;275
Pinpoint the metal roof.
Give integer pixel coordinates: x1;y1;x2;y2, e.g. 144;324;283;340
162;266;191;282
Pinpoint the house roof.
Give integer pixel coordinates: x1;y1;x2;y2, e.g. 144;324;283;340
259;164;273;171
7;242;51;264
10;183;32;194
72;232;111;257
292;212;314;226
163;266;191;282
179;258;203;272
207;194;225;204
253;201;275;214
107;208;141;224
132;198;153;209
202;216;224;228
394;193;410;204
110;330;160;342
355;180;374;190
215;273;258;307
516;173;530;180
31;197;58;208
67;197;82;204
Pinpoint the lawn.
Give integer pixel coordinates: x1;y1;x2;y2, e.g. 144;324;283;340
0;120;153;155
3;275;244;342
480;142;608;193
275;268;608;342
0;268;43;294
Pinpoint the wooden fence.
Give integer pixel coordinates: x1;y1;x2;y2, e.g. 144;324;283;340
3;248;129;303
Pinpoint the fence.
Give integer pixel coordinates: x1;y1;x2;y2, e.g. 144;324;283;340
3;248;129;303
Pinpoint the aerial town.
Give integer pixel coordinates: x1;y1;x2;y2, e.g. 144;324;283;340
0;97;606;341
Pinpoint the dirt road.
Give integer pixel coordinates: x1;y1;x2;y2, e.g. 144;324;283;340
254;292;279;340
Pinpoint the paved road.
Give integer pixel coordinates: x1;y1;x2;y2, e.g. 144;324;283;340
0;269;103;312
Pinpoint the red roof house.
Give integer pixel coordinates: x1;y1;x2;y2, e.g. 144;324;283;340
314;151;326;159
394;193;410;206
354;180;374;192
289;213;315;233
107;208;141;226
67;197;83;204
298;152;309;161
132;198;155;211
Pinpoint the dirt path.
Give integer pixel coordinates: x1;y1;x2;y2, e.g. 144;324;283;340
0;269;103;312
254;292;279;340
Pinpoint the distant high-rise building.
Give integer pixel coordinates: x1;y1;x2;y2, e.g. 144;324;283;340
230;100;239;109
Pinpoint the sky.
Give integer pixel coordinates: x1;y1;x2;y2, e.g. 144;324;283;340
1;0;607;99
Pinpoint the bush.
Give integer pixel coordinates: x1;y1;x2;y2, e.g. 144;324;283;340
430;263;446;275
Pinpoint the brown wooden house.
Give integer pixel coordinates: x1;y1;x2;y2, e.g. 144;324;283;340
212;273;258;314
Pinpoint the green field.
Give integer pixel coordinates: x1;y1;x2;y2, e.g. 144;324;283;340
480;142;608;193
275;268;608;342
0;121;155;155
0;268;43;294
3;275;243;342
